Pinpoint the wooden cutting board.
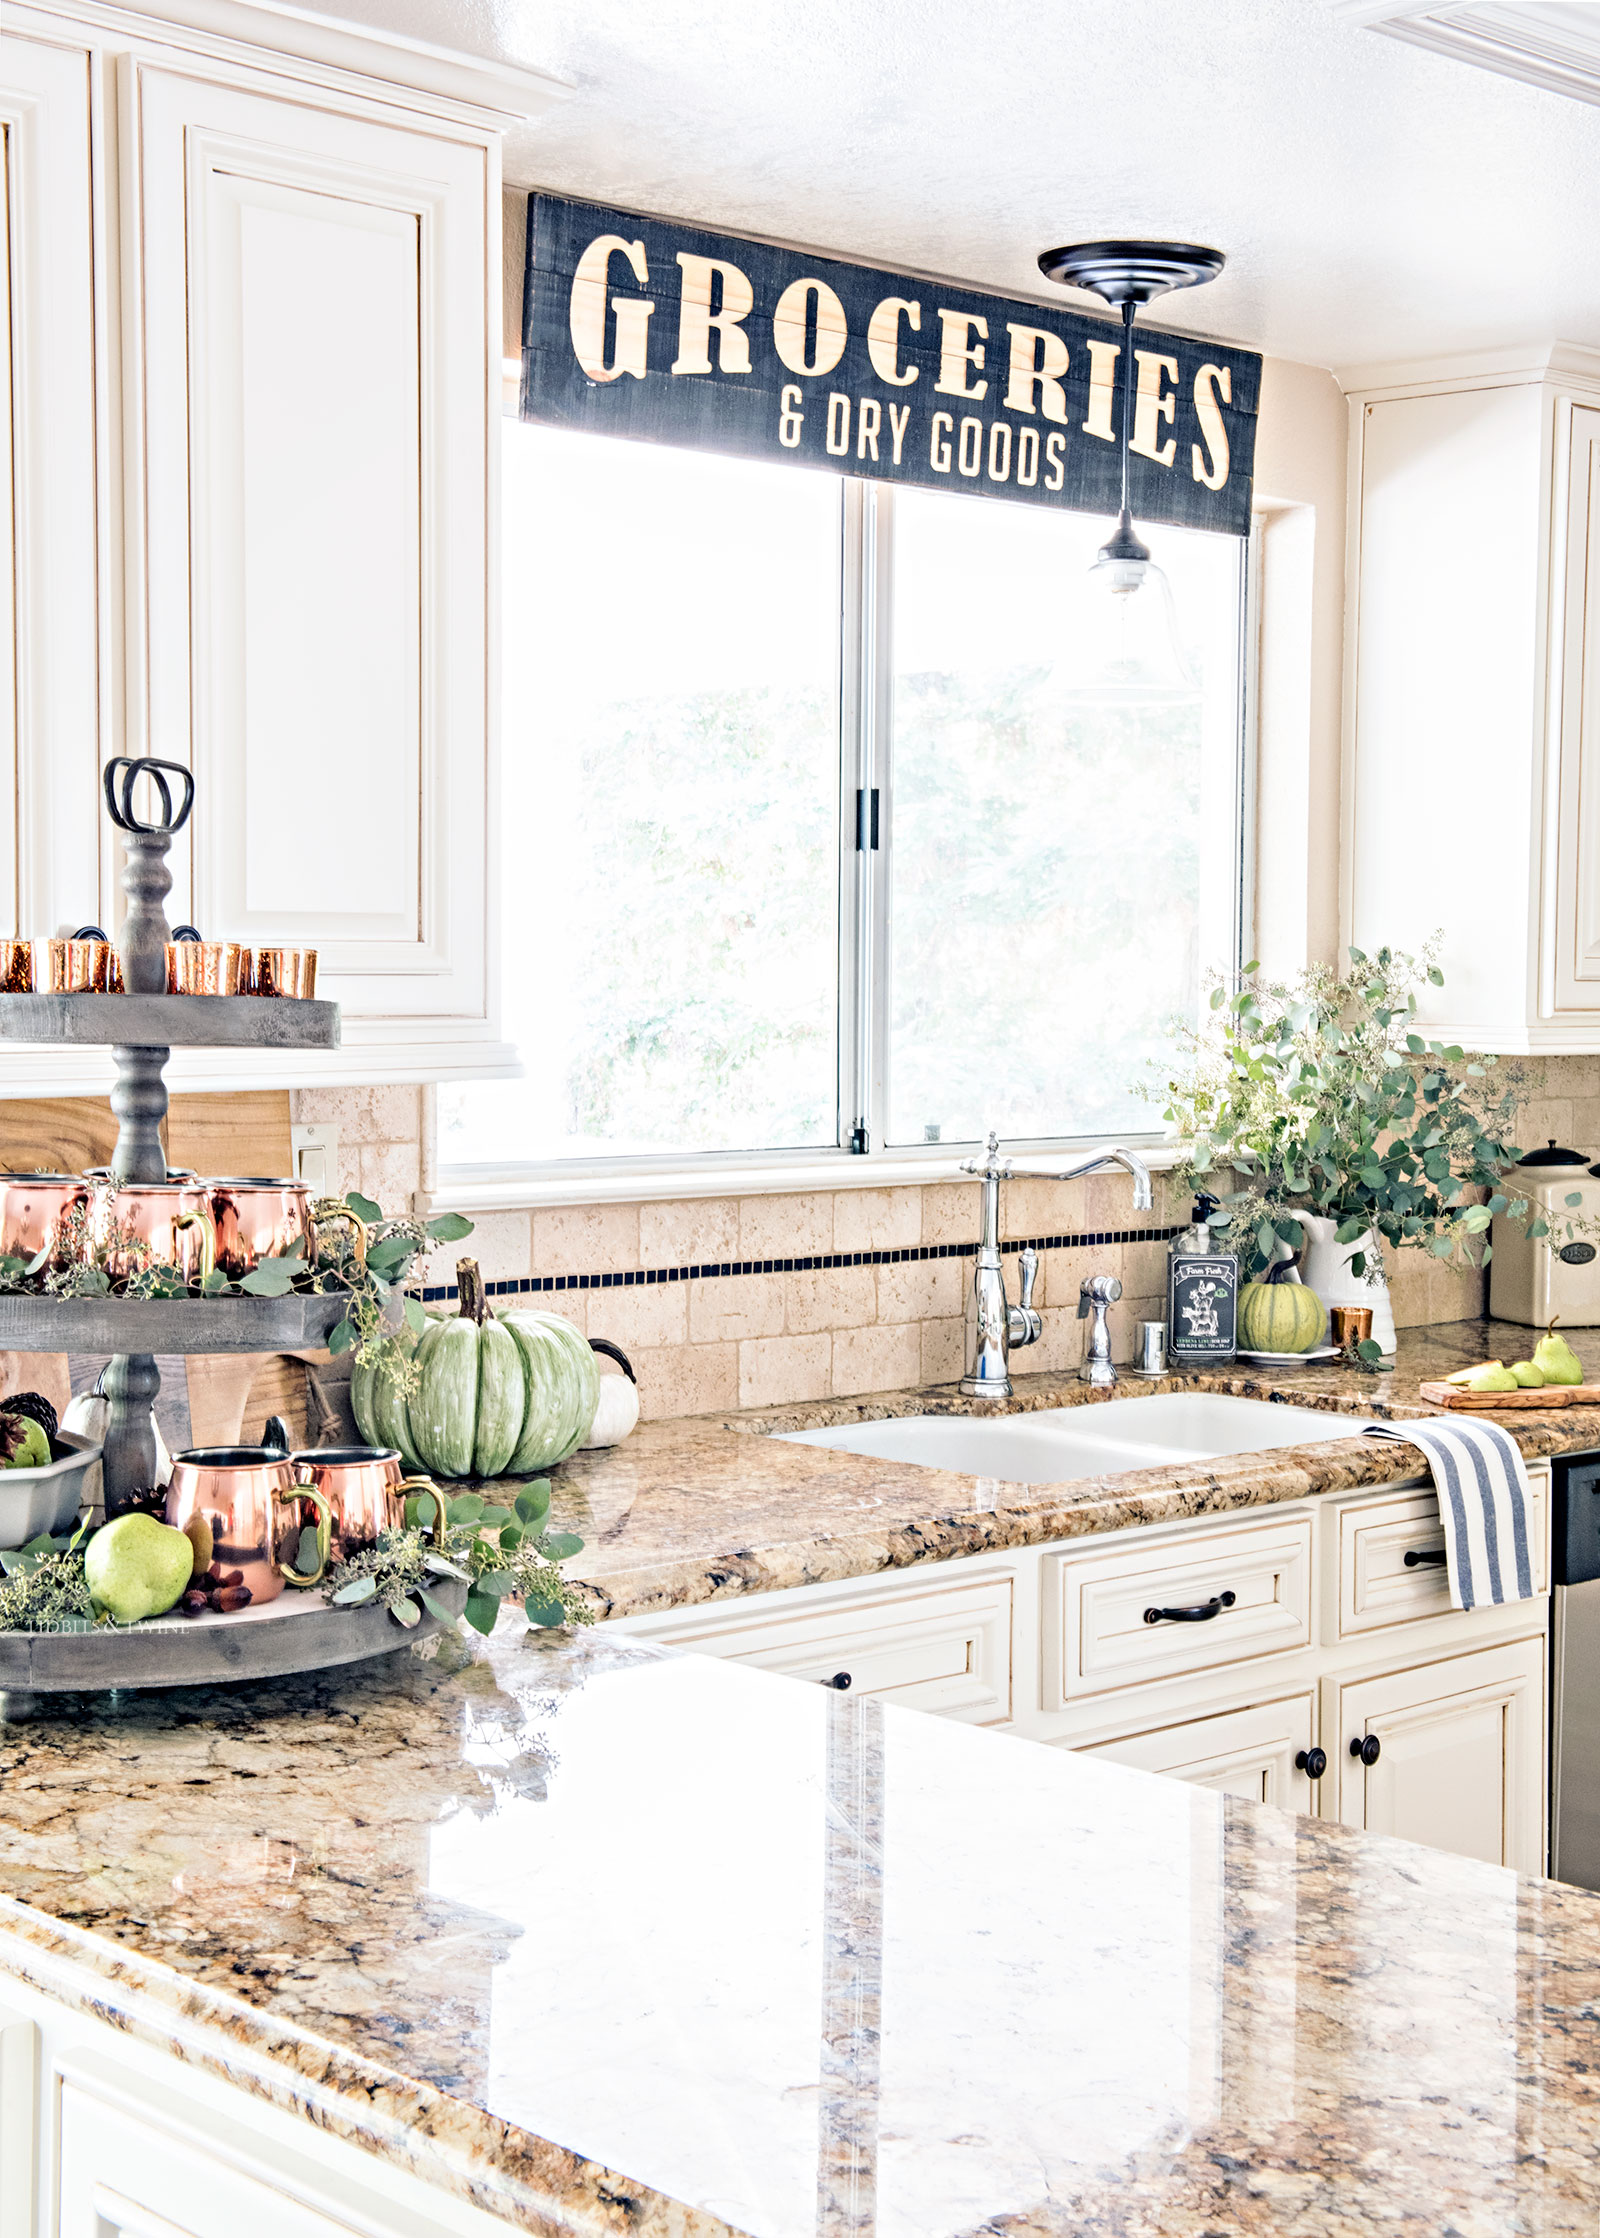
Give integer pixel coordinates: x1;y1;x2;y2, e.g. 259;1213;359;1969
1419;1379;1600;1409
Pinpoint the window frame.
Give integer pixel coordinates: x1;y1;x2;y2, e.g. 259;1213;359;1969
437;447;1257;1204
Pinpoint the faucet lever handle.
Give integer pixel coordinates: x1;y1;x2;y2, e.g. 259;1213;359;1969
1018;1246;1039;1315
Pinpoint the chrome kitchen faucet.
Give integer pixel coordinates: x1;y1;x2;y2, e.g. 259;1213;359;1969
958;1131;1154;1400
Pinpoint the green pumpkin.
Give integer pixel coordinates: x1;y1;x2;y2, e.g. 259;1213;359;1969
500;1308;601;1471
1238;1266;1325;1354
350;1263;600;1480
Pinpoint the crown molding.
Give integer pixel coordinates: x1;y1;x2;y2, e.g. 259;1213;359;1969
1329;1;1600;108
10;0;572;126
1335;337;1600;397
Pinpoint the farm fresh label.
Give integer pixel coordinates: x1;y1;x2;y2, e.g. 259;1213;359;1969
521;195;1261;537
1169;1256;1239;1359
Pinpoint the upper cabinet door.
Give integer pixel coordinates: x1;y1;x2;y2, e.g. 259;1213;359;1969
127;58;504;1068
0;27;106;945
1548;404;1600;1015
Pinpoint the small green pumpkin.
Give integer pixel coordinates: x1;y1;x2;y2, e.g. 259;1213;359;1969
1238;1261;1325;1354
350;1260;601;1479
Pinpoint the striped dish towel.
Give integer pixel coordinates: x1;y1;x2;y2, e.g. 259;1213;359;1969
1363;1417;1536;1611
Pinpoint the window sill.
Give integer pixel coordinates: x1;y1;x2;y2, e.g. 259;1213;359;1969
422;1138;1185;1213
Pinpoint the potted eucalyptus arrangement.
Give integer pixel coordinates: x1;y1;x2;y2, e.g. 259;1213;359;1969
1152;944;1561;1357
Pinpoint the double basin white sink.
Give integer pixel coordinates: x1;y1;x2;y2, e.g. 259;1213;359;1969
776;1390;1377;1486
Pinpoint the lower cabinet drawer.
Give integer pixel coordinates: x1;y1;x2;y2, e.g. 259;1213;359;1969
1336;1477;1550;1639
1072;1691;1319;1809
647;1574;1014;1724
1042;1513;1313;1707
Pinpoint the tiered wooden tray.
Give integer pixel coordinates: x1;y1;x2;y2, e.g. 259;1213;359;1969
0;758;451;1708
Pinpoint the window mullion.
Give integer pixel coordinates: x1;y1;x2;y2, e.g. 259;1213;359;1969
837;478;871;1152
866;484;893;1156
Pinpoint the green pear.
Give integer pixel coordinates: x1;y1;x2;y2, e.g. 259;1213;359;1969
1531;1317;1585;1387
85;1513;195;1625
1446;1363;1502;1385
0;1414;51;1469
1465;1362;1520;1392
1510;1360;1546;1387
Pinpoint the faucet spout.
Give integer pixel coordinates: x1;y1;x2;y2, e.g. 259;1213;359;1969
956;1133;1155;1398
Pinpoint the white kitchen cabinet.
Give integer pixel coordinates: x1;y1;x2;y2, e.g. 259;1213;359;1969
657;1569;1015;1724
0;1959;515;2238
1324;1635;1546;1874
0;0;565;1091
0;23;107;951
614;1464;1554;1875
1343;344;1600;1050
1073;1691;1318;1810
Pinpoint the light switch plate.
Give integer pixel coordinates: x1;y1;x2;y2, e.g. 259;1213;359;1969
291;1122;339;1196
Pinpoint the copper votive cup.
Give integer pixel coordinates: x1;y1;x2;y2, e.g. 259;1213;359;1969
168;939;245;995
0;939;34;993
1330;1305;1374;1352
47;937;115;993
252;947;317;999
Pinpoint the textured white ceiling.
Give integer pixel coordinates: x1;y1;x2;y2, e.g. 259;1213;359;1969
317;0;1600;370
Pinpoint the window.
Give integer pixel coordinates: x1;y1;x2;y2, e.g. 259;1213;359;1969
441;421;1246;1180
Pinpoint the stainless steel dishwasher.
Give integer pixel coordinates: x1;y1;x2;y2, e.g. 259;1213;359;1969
1551;1451;1600;1890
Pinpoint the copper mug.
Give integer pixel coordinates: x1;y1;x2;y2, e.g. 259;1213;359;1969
0;1172;95;1270
202;1177;316;1280
89;1178;215;1285
166;1444;334;1607
287;1446;433;1560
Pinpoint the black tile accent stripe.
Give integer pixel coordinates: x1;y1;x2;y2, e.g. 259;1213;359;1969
420;1224;1183;1304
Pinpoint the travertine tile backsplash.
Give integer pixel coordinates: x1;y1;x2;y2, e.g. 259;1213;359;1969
292;1057;1600;1422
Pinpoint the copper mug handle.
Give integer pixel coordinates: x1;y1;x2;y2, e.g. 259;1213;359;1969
394;1474;443;1541
311;1198;368;1266
281;1470;335;1587
172;1206;216;1287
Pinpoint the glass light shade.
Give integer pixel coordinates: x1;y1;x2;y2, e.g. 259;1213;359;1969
1065;549;1198;702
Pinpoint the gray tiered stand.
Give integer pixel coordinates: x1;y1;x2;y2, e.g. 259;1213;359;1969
0;760;450;1709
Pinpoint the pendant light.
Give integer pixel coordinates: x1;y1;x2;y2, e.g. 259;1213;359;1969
1037;239;1225;701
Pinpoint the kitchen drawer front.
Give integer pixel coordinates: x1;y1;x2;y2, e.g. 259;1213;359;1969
1336;1477;1550;1639
648;1576;1013;1724
1072;1691;1319;1810
1043;1514;1313;1707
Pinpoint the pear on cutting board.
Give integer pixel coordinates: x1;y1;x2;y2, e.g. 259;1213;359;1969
1465;1362;1521;1393
1445;1362;1502;1385
1510;1360;1547;1386
1531;1318;1585;1387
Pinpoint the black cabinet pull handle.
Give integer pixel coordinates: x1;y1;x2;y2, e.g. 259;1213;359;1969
1295;1747;1328;1780
1404;1547;1448;1568
1143;1590;1236;1625
825;1672;852;1690
1350;1734;1382;1766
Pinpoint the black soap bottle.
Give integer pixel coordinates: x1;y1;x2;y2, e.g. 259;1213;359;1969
1167;1194;1239;1363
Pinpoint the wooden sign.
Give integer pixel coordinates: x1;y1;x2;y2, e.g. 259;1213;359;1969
521;194;1261;537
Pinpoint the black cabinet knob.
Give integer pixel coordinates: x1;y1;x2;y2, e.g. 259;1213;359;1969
1404;1547;1448;1568
1350;1733;1381;1766
826;1672;852;1690
1295;1747;1328;1780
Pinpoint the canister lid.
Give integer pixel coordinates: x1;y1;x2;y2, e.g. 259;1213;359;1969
1515;1139;1589;1168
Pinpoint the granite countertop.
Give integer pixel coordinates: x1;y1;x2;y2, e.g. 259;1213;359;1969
0;1625;1596;2236
554;1317;1600;1620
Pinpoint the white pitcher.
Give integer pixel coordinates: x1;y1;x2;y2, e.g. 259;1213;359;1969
1297;1212;1397;1355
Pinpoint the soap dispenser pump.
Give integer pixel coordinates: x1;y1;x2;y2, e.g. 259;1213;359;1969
1167;1193;1238;1363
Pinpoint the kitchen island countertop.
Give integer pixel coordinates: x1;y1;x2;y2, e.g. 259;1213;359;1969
1;1623;1597;2237
553;1316;1600;1620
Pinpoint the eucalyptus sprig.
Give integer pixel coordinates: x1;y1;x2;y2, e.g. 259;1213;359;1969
0;1523;95;1633
324;1478;591;1637
1151;942;1571;1280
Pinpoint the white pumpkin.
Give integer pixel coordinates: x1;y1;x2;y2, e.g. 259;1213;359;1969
580;1340;639;1449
